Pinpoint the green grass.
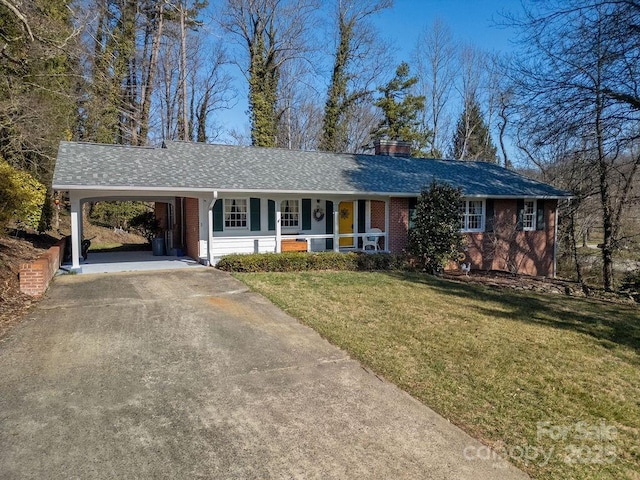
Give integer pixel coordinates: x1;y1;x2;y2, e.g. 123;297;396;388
236;271;640;480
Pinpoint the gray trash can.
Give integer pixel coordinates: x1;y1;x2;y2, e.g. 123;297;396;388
152;237;165;256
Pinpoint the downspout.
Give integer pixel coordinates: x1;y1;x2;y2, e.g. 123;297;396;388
207;191;218;266
553;202;559;278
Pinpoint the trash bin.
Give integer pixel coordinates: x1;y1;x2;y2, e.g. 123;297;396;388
152;237;165;256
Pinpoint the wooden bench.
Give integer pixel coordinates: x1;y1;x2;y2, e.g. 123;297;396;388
281;238;308;252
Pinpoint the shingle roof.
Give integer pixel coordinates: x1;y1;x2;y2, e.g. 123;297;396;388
53;140;572;198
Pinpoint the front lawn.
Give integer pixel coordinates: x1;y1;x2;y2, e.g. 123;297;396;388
237;271;640;480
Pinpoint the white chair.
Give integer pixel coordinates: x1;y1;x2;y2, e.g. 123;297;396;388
362;228;382;251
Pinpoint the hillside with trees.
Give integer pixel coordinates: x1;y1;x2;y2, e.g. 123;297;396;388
0;0;638;293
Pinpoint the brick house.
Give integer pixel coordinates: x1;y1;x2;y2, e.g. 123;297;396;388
53;140;571;276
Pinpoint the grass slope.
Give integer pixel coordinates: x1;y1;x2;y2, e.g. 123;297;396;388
237;271;640;480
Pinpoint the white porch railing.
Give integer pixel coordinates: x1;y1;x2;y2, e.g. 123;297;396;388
210;232;388;262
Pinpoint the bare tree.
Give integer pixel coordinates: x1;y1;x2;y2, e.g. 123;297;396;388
508;0;640;290
413;18;458;158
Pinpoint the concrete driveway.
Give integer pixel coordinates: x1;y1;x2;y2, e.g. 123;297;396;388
0;269;528;479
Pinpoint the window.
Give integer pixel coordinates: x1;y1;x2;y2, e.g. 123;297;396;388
460;199;485;232
224;198;247;228
522;199;536;231
280;199;299;228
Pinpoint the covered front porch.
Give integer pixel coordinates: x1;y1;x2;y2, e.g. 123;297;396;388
207;195;391;265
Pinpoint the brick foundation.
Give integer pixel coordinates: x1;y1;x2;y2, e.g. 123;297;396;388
20;237;66;296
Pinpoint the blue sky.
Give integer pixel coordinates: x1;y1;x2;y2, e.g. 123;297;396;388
379;0;521;57
216;0;524;145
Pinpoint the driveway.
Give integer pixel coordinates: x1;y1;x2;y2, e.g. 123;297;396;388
0;269;528;479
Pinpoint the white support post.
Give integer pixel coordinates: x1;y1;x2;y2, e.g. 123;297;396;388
207;192;217;267
333;209;339;252
384;198;390;252
275;201;282;253
70;194;81;269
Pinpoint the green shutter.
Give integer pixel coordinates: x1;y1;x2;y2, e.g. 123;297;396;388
268;200;275;231
250;198;261;231
325;201;334;250
213;199;224;232
358;200;367;248
536;200;546;231
486;199;494;232
302;198;312;230
516;199;524;231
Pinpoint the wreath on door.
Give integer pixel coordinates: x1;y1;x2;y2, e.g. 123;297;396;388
313;207;325;222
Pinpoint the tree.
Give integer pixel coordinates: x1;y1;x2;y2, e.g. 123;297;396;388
319;0;392;153
0;0;77;181
220;0;318;147
451;96;498;162
370;62;430;155
408;179;464;274
413;19;458;158
508;0;640;291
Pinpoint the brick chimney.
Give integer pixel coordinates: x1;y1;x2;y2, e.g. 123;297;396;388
374;139;411;157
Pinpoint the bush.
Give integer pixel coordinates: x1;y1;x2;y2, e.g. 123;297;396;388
216;252;403;273
0;159;46;231
129;211;161;244
408;179;464;274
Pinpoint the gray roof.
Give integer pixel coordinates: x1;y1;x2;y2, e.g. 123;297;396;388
53;140;572;198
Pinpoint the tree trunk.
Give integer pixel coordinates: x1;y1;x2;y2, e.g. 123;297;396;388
138;1;164;145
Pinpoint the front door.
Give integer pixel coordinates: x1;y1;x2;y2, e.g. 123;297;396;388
338;201;354;247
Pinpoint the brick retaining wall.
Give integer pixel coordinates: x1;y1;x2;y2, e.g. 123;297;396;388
19;237;66;296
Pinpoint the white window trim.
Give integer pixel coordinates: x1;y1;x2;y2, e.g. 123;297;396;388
460;199;485;233
280;198;300;232
224;198;249;230
522;199;537;231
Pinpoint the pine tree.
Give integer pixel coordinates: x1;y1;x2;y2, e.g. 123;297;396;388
370;62;431;156
451;97;498;162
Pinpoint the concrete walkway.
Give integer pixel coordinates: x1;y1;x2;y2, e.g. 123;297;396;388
65;250;205;274
0;270;528;479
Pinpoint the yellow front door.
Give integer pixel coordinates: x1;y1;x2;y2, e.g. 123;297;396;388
338;201;354;247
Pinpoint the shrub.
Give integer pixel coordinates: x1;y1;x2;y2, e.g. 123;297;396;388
0;159;46;231
408;179;464;274
216;252;403;273
129;211;161;244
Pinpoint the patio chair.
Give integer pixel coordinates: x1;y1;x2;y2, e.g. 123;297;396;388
362;228;382;251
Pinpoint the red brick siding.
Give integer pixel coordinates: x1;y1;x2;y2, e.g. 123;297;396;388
388;197;410;254
184;197;200;260
155;202;168;229
461;199;557;277
20;237;66;296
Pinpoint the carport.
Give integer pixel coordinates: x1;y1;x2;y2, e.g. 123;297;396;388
53;142;218;272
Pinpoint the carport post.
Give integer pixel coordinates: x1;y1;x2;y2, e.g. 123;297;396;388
69;193;81;269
